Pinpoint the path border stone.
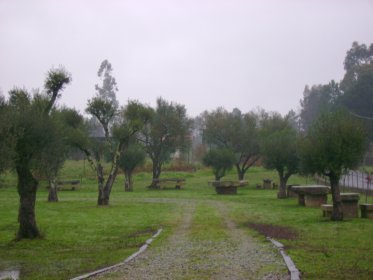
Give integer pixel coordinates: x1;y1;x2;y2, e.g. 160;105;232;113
70;228;163;280
267;237;300;280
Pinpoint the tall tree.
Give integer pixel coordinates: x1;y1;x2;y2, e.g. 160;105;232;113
343;41;373;76
95;59;119;109
338;41;373;122
339;64;373;118
260;112;299;198
85;99;150;205
5;67;71;239
299;81;340;131
338;41;373;139
300;110;368;221
202;108;260;180
139;98;191;187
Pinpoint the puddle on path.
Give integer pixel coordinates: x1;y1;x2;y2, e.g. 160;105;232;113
0;269;20;280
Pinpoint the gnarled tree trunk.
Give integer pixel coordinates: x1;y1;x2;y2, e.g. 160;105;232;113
329;173;343;221
16;164;40;239
236;167;246;181
48;178;58;202
97;156;120;206
149;159;162;188
235;155;260;181
124;170;133;192
96;163;106;205
277;171;291;199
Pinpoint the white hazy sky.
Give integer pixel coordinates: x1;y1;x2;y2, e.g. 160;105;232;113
0;0;372;117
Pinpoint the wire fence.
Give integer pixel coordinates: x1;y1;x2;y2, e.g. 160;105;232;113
314;170;373;203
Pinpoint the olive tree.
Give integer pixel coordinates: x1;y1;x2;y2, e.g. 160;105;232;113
260;112;299;198
84;99;151;205
118;144;146;192
300;110;368;221
202;108;260;180
138;98;191;187
83;60;151;205
5;67;71;239
203;148;235;181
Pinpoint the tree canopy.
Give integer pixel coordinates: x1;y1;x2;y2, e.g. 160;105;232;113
139;98;191;186
4;67;71;239
299;81;340;131
203;148;235;181
202;108;260;180
300;110;368;220
260;112;299;198
118;143;146;192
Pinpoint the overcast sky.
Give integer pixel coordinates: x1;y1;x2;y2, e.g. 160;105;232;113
0;0;372;117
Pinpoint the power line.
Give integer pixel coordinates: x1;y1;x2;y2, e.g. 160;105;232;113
349;111;373;121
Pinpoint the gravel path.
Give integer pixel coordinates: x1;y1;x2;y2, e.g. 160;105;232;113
93;198;289;280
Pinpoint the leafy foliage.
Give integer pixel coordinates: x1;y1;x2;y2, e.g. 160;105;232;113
203;148;235;180
299;81;340;131
202;108;260;180
0;95;14;173
260;112;299;197
300;110;368;178
4;66;71;238
95;59;119;109
300;109;368;220
118;144;146;173
139;98;191;181
343;41;373;73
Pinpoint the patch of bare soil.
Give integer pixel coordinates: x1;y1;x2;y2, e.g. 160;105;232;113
248;223;298;240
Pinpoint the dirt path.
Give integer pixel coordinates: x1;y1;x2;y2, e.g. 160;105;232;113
93;198;289;280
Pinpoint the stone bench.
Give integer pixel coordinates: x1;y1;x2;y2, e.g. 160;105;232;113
360;204;373;219
152;178;185;189
341;193;359;218
287;184;300;198
291;185;330;207
321;204;333;217
208;180;247;195
56;180;80;191
263;179;272;189
320;193;360;218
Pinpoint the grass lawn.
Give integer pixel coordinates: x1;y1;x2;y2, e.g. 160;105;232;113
1;161;373;279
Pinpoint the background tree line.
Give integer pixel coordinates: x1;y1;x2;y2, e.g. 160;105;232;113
0;41;371;239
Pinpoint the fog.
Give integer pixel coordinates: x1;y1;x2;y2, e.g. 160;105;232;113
1;0;372;116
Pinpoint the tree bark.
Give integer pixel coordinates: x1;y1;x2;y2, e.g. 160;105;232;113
329;173;343;221
96;163;106;205
236;165;245;181
149;160;162;188
277;171;290;199
16;164;40;239
48;178;58;202
124;170;133;192
98;150;121;205
235;155;259;181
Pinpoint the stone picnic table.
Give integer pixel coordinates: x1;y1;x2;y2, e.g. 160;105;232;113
208;180;248;194
291;185;331;207
360;203;373;219
152;178;186;189
322;193;360;218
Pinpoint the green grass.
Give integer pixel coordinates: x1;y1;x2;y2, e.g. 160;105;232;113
189;203;228;241
1;161;373;279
